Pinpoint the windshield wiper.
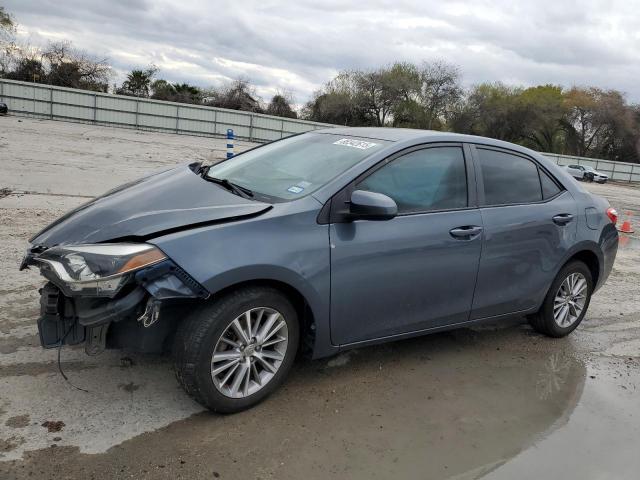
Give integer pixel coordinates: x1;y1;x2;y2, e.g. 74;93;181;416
205;176;254;199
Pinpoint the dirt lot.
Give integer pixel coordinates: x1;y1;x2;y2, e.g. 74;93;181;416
1;116;639;479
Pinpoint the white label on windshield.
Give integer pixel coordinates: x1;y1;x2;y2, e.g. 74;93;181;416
333;138;378;149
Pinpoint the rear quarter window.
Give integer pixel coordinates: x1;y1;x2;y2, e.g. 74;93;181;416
539;169;562;199
477;148;542;206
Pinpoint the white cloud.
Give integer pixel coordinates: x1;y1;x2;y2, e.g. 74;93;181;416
4;0;640;102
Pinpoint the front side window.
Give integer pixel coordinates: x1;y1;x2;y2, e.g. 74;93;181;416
478;149;542;206
357;146;468;214
206;133;389;200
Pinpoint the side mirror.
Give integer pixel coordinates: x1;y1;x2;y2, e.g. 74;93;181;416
348;190;398;221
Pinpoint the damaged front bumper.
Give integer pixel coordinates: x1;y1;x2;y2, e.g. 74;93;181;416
29;253;208;355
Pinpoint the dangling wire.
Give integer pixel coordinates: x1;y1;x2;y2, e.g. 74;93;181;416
57;321;90;394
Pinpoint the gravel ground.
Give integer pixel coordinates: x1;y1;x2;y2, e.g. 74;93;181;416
0;116;639;479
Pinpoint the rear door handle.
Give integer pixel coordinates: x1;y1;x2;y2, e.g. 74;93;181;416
553;213;574;226
449;225;483;239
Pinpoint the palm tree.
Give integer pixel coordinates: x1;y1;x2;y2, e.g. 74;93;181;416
120;66;157;97
172;83;202;104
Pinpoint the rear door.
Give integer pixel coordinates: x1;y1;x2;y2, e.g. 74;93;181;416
470;146;577;319
329;144;483;345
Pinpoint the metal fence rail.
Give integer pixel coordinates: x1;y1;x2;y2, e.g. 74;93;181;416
2;78;639;181
0;78;333;142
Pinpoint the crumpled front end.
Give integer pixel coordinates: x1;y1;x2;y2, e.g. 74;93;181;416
22;243;208;355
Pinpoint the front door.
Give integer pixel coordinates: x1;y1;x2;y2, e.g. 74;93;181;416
329;145;483;345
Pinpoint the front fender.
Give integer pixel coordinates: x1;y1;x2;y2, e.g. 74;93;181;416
148;204;336;359
203;264;326;322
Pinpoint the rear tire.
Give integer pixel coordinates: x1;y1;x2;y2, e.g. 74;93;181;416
528;261;593;337
173;287;299;413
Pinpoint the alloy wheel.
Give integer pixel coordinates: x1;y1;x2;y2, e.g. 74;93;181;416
211;307;289;398
553;272;588;328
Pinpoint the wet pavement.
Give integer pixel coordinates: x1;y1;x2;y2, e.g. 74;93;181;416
1;116;639;479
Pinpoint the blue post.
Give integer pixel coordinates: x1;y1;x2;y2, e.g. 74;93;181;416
226;129;234;159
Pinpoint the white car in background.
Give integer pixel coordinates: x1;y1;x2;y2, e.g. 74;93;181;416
564;164;609;183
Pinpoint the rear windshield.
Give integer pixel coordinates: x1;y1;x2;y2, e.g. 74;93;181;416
206;133;389;200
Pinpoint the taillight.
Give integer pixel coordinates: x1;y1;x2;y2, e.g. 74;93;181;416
606;207;618;225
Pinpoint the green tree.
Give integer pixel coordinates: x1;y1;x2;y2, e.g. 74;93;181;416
149;80;201;104
150;79;175;100
5;57;45;82
266;93;297;118
449;83;529;142
519;85;567;152
562;88;638;161
171;82;201;104
117;66;157;97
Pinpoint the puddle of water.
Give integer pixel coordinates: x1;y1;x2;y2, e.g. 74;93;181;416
0;328;590;479
482;356;640;480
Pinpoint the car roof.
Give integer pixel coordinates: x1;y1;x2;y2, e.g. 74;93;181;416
312;127;540;156
313;127;443;142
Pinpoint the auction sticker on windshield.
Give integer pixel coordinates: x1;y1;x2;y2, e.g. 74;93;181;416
333;138;378;149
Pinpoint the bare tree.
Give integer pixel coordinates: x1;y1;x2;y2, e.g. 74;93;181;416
0;6;14;42
302;71;368;125
419;61;463;129
0;6;16;75
204;78;264;112
42;41;111;91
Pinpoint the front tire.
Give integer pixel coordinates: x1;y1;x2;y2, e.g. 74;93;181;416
173;287;299;413
528;261;593;337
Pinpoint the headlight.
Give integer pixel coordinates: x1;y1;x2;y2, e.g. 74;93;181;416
35;243;167;296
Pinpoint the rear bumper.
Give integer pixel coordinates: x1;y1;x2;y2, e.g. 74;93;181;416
596;224;618;292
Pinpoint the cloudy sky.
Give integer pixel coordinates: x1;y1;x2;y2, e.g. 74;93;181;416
4;0;640;104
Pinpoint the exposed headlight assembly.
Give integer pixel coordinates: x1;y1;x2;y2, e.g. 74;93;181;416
35;243;167;297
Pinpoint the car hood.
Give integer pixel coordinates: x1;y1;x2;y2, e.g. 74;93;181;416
30;164;271;246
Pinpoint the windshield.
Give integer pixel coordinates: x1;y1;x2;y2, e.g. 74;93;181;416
583;166;595;172
206;133;390;200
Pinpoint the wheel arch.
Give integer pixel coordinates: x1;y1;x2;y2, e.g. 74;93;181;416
209;278;318;356
567;249;600;287
532;242;602;312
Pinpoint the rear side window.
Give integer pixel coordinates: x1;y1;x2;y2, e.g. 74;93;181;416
357;146;467;214
477;149;542;205
539;169;562;199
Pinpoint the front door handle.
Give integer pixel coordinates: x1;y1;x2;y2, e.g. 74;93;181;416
553;213;574;226
449;225;483;239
